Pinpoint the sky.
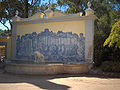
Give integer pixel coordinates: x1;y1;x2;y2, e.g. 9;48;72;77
0;21;11;30
0;0;66;30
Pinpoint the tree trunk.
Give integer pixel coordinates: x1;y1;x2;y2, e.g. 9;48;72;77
24;0;28;18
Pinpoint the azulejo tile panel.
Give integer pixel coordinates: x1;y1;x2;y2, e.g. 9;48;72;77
16;28;85;62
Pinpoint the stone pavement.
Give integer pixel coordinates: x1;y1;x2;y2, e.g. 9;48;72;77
0;69;120;90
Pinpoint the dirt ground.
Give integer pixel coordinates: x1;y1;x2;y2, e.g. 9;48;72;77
0;70;120;90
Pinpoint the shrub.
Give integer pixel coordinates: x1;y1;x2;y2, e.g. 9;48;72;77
101;61;120;72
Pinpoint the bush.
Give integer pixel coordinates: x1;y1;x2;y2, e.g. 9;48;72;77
101;61;120;72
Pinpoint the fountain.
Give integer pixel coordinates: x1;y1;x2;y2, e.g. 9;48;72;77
5;1;96;75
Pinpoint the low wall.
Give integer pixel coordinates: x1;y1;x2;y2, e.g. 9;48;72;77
5;63;92;75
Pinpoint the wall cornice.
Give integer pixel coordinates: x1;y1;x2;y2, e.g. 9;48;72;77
13;15;97;25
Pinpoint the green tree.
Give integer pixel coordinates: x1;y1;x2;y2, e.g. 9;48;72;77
104;19;120;48
57;0;88;14
0;0;23;30
0;0;41;31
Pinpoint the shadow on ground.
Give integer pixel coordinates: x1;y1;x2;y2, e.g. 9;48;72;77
0;69;120;90
0;71;70;90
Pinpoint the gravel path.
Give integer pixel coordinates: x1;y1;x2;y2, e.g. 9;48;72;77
0;70;120;90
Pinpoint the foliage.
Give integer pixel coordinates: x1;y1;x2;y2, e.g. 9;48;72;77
104;19;120;48
30;3;57;16
57;0;88;14
92;0;120;66
102;61;120;72
0;0;23;30
0;0;41;30
94;9;120;66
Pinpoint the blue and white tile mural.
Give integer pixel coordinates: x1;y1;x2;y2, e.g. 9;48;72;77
16;29;85;62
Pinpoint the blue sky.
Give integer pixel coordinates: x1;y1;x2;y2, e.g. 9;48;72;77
0;21;11;30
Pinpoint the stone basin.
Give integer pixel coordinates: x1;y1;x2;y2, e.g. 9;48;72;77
5;60;92;75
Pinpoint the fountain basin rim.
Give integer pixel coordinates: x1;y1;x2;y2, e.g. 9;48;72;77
5;62;92;67
5;62;93;75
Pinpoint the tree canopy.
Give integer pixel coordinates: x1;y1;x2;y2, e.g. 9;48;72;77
104;19;120;48
0;0;41;30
